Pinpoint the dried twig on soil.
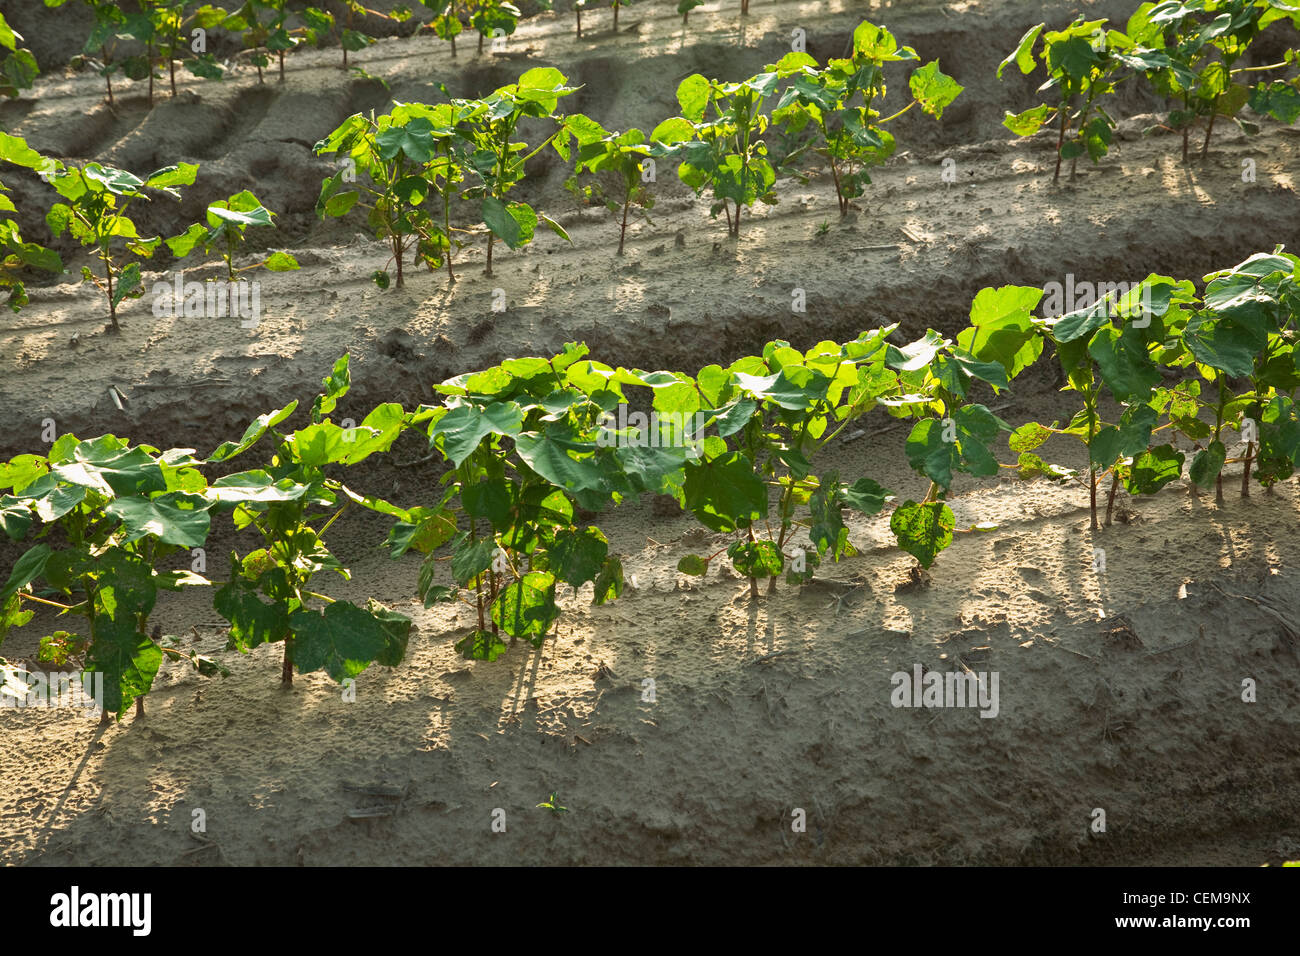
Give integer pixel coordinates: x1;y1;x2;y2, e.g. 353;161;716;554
1205;582;1299;641
394;451;439;468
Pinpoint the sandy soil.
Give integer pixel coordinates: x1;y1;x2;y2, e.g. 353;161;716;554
1;0;1299;865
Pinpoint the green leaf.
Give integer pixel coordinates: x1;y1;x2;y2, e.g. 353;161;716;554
482;196;523;247
207;471;308;505
1189;441;1226;490
1089;326;1160;402
998;23;1044;78
909;61;963;118
207;401;299;463
682;452;766;532
375;117;437;163
0;543;51;604
215;577;289;651
677;554;708;576
842;477;891;515
455;629;508;661
312;354;351;421
727;540;784;579
592;556;624;605
1009;421;1054;452
890;500;955;569
388;509;458;557
265;251;299;272
451;536;496;587
289;599;411;682
0;497;33;541
104;492;211;549
434;402;525;467
84;549;160;715
1003;104;1052;136
491;571;559;645
676;73;711;122
548;526;608;587
1126;445;1185;495
1183;314;1262;378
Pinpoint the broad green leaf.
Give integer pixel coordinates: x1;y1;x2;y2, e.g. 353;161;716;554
1126;444;1185;495
1189;440;1227;490
909;61;963;118
548;526;608;587
491;571;559;645
998;23;1045;78
105;492;211;548
682;452;766;532
890;500;955;569
455;629;508;661
0;543;51;604
289;599;411;682
727;540;784;579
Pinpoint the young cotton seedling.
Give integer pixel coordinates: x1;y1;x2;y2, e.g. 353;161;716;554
207;355;415;686
44;0;134;104
652;72;781;240
44;159;198;333
303;1;407;71
469;0;521;53
674;332;904;595
400;344;632;660
1022;277;1189;526
557;115;657;256
229;0;301;83
0;435;227;722
1129;0;1300;162
317;104;471;288
997;18;1163;182
423;0;465;55
168;190;299;282
461;68;577;275
772;22;963;216
609;0;631;34
128;2;235;102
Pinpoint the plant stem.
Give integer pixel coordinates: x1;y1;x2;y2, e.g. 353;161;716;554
1104;471;1119;526
1202;96;1220;158
1089;467;1098;530
103;47;114;105
618;196;630;255
104;250;118;332
1241;440;1253;497
1054;104;1068;184
828;157;846;215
